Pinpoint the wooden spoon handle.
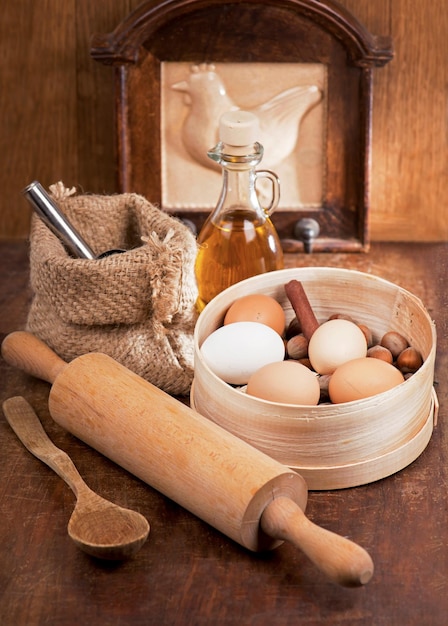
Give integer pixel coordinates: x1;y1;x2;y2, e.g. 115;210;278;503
1;331;67;384
2;396;87;497
261;496;374;587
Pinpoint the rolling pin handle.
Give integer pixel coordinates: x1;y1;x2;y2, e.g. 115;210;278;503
260;497;374;587
1;331;67;384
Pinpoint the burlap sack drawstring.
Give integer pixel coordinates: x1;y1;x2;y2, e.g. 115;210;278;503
26;182;199;395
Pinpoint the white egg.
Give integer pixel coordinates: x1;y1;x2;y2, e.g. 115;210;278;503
200;321;285;385
308;319;368;375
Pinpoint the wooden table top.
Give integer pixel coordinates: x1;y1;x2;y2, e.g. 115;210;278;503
1;239;447;625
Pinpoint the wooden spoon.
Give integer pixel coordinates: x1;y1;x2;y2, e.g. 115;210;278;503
2;396;150;560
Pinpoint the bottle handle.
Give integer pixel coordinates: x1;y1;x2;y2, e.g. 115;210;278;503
255;170;280;216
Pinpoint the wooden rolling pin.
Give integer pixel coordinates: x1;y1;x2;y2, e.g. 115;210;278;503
1;331;373;586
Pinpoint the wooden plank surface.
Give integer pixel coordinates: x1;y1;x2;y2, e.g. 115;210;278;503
342;0;448;241
0;0;78;237
0;0;446;240
1;240;447;624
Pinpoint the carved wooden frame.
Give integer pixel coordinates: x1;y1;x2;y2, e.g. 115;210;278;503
91;0;393;252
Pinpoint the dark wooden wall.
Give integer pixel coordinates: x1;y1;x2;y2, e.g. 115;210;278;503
1;0;446;241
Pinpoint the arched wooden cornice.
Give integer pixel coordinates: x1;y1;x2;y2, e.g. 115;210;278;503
91;0;393;68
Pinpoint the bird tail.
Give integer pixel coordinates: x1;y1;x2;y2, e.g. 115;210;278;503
256;85;322;117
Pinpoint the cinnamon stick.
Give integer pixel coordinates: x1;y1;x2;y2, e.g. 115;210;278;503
284;280;319;340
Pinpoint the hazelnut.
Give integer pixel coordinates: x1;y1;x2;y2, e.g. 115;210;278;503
357;323;373;348
367;345;393;364
396;346;423;373
286;334;309;360
380;331;409;360
318;374;331;401
328;313;355;323
285;317;301;339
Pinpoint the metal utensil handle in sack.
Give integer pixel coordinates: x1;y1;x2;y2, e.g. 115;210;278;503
22;181;96;259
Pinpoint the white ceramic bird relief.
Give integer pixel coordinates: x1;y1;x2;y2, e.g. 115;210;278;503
171;63;323;172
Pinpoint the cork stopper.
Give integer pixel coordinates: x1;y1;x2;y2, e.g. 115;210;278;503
219;111;259;155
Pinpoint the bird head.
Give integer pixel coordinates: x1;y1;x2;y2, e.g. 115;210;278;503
171;63;230;106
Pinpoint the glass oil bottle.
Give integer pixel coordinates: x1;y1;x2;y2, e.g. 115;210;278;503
195;110;284;311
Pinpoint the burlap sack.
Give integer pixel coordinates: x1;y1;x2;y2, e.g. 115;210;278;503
26;182;199;395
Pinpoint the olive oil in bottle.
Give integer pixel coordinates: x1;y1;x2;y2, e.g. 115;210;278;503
195;111;284;311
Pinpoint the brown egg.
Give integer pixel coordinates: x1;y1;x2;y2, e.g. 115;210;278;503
246;360;320;405
224;294;286;336
329;357;405;404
